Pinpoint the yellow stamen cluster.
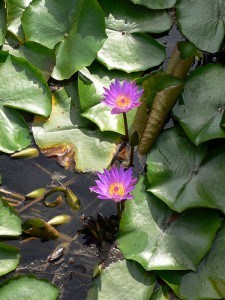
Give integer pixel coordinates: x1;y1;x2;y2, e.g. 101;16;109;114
116;95;131;108
109;183;125;197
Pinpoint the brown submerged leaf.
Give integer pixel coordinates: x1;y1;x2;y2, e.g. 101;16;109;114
42;144;75;170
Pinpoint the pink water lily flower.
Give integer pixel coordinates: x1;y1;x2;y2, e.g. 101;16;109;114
90;165;138;202
102;79;144;114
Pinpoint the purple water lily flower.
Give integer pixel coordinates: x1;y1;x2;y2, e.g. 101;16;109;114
102;79;144;114
89;165;138;202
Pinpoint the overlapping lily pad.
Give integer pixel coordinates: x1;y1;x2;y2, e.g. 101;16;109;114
180;222;225;300
0;198;22;236
0;275;59;299
79;62;140;134
0;52;51;153
176;0;225;53
117;177;220;271
0;243;20;276
0;1;7;45
146;126;225;213
22;0;106;80
131;0;177;9
97;0;171;72
173;64;225;145
6;0;32;41
32;84;118;172
3;33;56;80
87;260;156;300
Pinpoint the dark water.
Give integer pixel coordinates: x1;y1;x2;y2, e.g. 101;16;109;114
0;149;118;299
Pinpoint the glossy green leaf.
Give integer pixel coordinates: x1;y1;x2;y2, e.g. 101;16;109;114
0;53;51;153
79;63;139;134
97;0;170;72
146;126;225;213
157;271;185;299
6;0;32;41
130;0;177;9
0;198;22;236
176;0;225;53
33;85;118;172
0;243;20;276
3;33;56;80
173;64;225;145
180;222;225;300
87;260;156;300
117;177;221;271
0;1;7;45
0;275;59;299
22;0;106;80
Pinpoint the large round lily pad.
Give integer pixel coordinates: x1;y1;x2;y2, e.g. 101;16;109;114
146;126;225;213
87;260;156;300
97;0;171;72
0;275;59;300
173;64;225;145
22;0;106;80
176;0;225;53
33;84;118;173
117;176;221;271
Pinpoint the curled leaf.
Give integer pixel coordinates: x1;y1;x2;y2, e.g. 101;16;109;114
11;147;39;159
48;215;72;226
26;188;47;199
22;218;60;240
66;188;80;211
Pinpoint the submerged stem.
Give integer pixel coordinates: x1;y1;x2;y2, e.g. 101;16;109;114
129;146;134;167
123;112;129;142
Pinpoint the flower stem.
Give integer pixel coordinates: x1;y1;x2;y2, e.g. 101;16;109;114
117;202;121;221
129;145;134;167
123;112;129;142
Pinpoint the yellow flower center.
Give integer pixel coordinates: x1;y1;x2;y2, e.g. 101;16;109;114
109;183;125;197
116;95;131;108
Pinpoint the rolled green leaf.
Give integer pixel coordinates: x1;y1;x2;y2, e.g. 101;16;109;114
166;41;197;79
138;74;183;154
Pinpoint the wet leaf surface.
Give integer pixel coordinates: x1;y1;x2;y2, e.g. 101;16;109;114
117;176;221;271
87;259;156;300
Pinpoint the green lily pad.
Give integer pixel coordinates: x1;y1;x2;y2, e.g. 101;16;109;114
147;126;225;213
130;0;177;9
22;0;106;80
117;176;221;271
173;64;225;145
97;0;171;72
6;0;32;41
87;260;156;300
0;1;7;45
0;52;51;153
3;33;56;80
79;63;140;134
176;0;225;53
180;222;225;300
0;198;22;237
157;271;185;299
0;243;20;276
0;275;59;300
32;84;118;172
